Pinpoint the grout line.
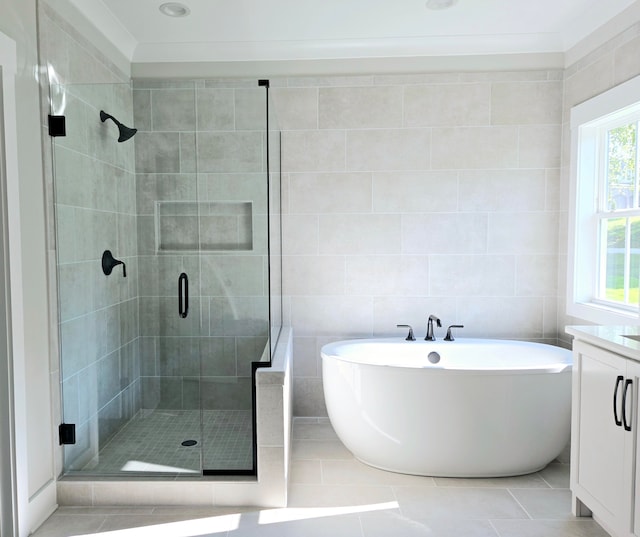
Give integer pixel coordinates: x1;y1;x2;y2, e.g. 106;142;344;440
488;519;503;537
507;488;533;520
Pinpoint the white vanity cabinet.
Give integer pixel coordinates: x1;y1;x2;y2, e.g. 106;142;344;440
569;334;640;537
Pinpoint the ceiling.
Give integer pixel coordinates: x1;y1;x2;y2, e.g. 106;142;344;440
68;0;638;65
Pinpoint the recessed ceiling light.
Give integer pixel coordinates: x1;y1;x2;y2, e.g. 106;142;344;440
159;2;190;17
426;0;458;10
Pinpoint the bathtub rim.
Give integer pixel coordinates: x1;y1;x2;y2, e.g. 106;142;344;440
321;337;572;375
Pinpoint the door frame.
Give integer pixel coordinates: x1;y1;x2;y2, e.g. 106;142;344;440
0;29;21;537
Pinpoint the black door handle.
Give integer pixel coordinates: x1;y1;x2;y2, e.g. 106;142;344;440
614;375;624;427
622;378;633;432
178;272;188;318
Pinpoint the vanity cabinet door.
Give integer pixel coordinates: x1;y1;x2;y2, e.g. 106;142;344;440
572;341;630;536
627;360;640;537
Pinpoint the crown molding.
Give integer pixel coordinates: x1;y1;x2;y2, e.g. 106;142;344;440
131;52;564;79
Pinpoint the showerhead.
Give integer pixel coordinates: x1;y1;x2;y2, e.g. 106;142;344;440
100;110;137;143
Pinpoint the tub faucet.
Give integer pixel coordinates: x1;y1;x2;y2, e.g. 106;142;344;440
444;324;464;341
397;324;416;341
425;315;441;341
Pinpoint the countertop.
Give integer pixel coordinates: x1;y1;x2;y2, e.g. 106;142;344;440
566;325;640;360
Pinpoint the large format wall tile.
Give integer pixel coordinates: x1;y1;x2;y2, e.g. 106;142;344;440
276;70;565;416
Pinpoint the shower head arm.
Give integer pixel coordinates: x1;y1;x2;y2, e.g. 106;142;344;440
99;110;137;143
100;110;119;126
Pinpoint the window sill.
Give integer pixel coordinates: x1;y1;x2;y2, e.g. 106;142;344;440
568;300;639;326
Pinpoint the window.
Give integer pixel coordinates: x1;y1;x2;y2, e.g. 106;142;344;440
569;75;640;325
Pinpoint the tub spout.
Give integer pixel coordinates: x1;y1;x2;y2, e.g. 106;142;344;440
425;315;441;341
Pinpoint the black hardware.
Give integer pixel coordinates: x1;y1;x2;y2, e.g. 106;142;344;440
258;79;270;87
178;272;189;318
397;324;415;341
59;423;76;445
444;324;464;341
102;250;126;277
100;110;137;143
614;375;624;427
48;115;66;137
623;379;633;432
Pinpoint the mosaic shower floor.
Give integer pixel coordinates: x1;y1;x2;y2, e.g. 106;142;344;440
83;410;253;474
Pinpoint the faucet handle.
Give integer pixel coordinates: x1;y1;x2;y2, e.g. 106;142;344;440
444;325;464;341
397;324;416;341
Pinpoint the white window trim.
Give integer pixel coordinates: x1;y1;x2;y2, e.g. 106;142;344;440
568;74;640;325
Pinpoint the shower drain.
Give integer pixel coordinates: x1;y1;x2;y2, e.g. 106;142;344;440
181;440;197;447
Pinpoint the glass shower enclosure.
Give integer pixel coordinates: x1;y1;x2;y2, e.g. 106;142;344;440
50;79;281;476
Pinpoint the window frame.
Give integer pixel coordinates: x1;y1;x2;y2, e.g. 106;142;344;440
568;74;640;325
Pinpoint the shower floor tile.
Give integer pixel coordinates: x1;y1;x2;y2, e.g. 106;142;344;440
82;409;253;474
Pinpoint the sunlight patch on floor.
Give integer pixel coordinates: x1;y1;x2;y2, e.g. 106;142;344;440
257;501;400;524
76;514;241;537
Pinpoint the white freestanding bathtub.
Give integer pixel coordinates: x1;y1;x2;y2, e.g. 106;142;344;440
321;338;572;478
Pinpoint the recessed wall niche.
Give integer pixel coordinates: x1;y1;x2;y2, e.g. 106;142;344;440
155;200;253;252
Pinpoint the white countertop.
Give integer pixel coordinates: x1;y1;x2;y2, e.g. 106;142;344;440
566;325;640;360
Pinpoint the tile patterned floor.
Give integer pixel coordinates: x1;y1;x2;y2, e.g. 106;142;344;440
80;410;253;474
33;418;611;537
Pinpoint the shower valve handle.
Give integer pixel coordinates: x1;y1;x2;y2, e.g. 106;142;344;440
102;250;126;277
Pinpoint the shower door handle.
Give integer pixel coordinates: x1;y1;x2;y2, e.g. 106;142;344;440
178;272;189;318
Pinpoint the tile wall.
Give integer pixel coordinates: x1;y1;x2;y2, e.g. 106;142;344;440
38;3;140;470
132;79;271;413
273;72;564;416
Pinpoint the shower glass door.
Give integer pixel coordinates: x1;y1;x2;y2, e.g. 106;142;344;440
53;79;271;476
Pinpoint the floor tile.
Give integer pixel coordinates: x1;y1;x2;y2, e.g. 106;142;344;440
76;410;253;474
322;459;435;486
509;489;574;520
394;486;529;520
290;459;322;484
360;511;499;537
32;420;611;537
539;463;571;489
30;514;107;537
292;419;339;440
491;519;611;537
288;484;396;508
97;512;242;534
55;506;155;515
291;439;353;460
434;473;549;489
229;512;363;537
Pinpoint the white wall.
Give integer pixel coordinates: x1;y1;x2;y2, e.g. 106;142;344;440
0;0;56;534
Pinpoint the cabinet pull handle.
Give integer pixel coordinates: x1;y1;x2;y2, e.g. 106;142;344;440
622;378;633;432
178;272;188;319
614;375;624;427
